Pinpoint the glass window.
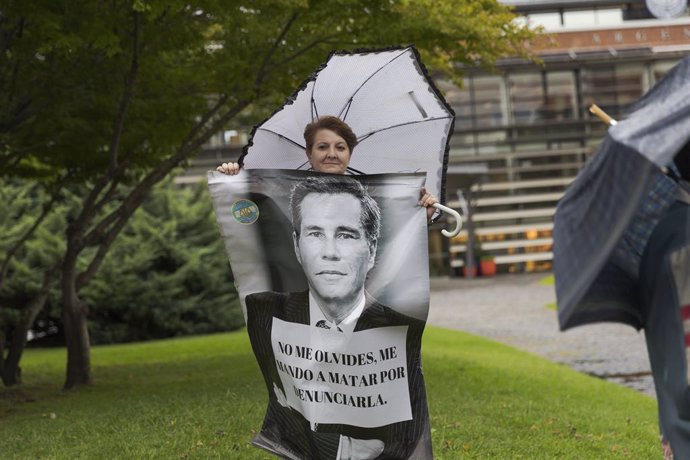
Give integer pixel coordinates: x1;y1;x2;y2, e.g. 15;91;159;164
563;10;594;27
443;75;505;131
615;63;645;109
580;66;619;120
473;75;505;128
542;71;576;121
580;63;644;122
509;73;543;124
563;8;623;27
595;8;624;25
527;12;562;29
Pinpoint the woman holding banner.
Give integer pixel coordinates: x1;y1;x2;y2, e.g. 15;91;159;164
215;115;439;458
217;116;439;221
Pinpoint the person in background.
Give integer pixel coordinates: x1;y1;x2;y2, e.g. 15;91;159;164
640;139;690;459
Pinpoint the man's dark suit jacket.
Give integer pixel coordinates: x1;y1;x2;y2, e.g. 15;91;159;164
246;290;431;460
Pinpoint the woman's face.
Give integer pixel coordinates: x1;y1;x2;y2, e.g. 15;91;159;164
307;129;351;174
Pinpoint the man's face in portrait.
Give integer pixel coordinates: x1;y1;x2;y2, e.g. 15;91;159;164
294;192;376;308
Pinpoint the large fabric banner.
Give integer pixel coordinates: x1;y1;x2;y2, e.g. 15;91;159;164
209;169;432;459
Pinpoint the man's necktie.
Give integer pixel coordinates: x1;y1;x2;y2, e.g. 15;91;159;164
315;319;343;332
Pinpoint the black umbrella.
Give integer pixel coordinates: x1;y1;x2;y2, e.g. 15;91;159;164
553;56;690;330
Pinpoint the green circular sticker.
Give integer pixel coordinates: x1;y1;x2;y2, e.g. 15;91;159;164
231;199;259;224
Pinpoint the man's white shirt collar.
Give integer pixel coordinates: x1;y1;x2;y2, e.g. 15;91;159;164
309;291;365;335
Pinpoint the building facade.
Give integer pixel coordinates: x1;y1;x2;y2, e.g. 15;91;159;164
438;0;690;275
189;0;690;275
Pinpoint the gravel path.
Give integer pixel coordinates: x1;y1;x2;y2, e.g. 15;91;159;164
427;273;656;398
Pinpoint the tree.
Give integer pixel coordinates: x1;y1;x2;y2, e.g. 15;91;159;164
0;178;242;386
0;0;539;389
81;179;243;345
0;180;67;385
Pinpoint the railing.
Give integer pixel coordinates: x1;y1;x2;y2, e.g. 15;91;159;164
446;143;596;273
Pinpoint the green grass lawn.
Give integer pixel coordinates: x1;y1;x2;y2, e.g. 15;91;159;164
0;327;658;459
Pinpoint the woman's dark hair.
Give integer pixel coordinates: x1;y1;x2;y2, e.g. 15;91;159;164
303;116;358;154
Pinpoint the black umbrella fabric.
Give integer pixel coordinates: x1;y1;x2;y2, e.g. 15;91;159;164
553;56;690;330
239;46;455;204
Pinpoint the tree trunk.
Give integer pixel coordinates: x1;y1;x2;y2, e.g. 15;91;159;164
62;306;91;389
2;327;25;386
62;246;91;390
1;283;52;387
0;329;5;381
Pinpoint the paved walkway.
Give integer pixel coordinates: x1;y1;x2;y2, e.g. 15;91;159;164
427;273;655;397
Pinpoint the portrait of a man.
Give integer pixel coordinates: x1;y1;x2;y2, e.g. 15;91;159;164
290;175;381;331
245;175;431;460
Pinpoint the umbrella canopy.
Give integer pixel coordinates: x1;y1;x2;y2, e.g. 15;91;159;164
553;56;690;331
239;46;455;203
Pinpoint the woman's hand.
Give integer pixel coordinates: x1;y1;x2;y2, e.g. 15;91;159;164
216;162;241;175
419;187;439;222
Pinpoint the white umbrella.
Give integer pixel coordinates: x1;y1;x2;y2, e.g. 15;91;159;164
240;46;456;222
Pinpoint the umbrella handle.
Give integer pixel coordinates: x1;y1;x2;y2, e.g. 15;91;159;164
589;104;617;126
432;203;462;238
